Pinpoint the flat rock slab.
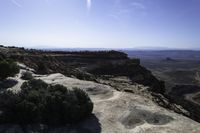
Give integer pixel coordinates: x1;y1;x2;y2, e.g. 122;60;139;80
38;73;200;133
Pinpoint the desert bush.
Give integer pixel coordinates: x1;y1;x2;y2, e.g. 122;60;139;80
21;71;33;80
0;79;93;125
0;60;20;80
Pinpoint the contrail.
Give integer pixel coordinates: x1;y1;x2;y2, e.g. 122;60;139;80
86;0;92;11
11;0;22;8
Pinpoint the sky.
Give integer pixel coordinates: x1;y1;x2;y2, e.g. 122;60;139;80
0;0;200;49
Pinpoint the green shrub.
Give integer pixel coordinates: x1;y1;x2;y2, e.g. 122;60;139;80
0;79;93;125
0;60;20;80
21;71;33;80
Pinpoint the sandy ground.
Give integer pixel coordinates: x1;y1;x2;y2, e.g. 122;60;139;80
1;65;200;132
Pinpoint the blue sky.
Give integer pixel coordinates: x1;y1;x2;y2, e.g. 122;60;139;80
0;0;200;49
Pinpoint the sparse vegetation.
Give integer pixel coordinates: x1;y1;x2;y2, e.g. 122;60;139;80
0;45;165;92
0;60;19;80
0;79;93;125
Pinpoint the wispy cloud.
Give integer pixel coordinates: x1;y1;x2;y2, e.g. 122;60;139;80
86;0;92;11
108;14;119;20
109;0;147;20
131;2;146;9
109;0;130;20
11;0;22;8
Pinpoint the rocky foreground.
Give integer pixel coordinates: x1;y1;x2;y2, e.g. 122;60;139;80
1;67;200;133
1;46;200;132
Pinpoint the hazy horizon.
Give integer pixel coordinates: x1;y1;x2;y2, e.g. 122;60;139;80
2;44;200;51
1;0;200;49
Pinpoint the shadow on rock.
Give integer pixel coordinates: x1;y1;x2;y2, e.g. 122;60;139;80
0;79;18;89
0;114;101;133
69;114;101;133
